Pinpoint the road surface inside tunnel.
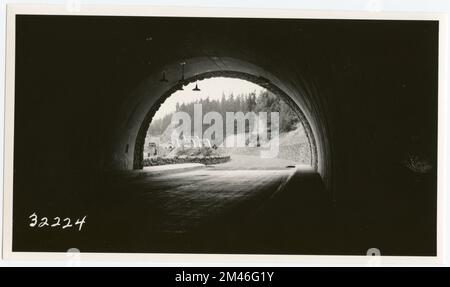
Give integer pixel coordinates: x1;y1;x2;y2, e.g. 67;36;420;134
80;163;335;254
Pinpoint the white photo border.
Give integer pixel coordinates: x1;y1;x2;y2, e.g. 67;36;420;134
2;3;448;266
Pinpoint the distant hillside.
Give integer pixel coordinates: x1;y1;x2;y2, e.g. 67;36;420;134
147;89;301;137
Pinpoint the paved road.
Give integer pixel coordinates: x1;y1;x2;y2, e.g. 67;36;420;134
85;164;334;254
136;168;296;233
212;154;300;170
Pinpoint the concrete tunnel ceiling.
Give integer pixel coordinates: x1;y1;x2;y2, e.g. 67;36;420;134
108;56;333;187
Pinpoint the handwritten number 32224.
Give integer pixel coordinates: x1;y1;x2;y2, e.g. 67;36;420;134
29;213;87;231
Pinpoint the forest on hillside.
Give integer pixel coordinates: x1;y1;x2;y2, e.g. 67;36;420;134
147;90;301;136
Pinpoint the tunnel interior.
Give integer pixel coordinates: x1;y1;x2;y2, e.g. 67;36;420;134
12;15;438;255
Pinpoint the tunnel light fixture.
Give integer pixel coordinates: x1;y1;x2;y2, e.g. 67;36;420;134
192;82;201;91
160;71;168;82
179;62;186;85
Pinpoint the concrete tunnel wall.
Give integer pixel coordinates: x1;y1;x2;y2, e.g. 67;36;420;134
108;56;331;187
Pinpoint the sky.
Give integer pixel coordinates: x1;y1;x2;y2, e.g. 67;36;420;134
153;77;266;120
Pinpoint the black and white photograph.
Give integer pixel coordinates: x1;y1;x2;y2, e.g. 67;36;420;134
1;4;445;263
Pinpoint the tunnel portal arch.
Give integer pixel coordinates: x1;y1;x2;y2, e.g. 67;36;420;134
134;71;318;171
110;56;331;188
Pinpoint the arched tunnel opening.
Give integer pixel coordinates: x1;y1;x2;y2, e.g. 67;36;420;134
139;76;315;171
110;57;331;187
